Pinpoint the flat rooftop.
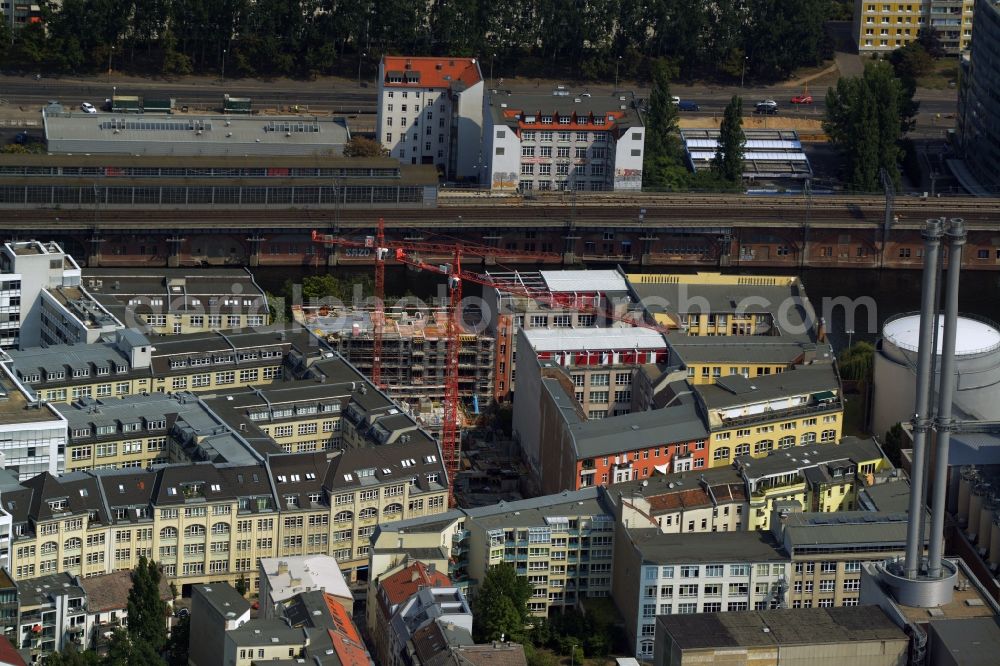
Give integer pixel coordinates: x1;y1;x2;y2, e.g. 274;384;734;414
464;488;611;530
0;367;62;425
658;605;907;650
539;270;629;293
625;528;786;564
523;327;666;352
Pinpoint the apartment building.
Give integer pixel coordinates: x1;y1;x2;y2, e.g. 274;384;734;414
258;555;351;619
480;269;634;401
367;511;465;603
0;362;67;479
376;56;485;181
0;241;121;350
854;0;974;54
773;508;922;609
536;372;710;493
386;578;472;666
2;441;447;596
610;467;749;534
483;90;645;192
84;267;269;335
189;583;251;666
612;526;788;659
464;489;616;616
302;306;495;407
512;326;670;479
77;569;173;654
371;560;453;666
6;327;301;404
4;572;86;660
692;363;844;467
737;436;890;530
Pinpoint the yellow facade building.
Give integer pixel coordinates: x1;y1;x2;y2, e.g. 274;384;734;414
854;0;975;54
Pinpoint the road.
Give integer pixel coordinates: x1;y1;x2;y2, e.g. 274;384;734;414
0;73;958;118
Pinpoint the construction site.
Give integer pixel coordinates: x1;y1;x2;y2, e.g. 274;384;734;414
293;304;495;412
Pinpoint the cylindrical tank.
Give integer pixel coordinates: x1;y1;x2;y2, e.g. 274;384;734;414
872;313;1000;438
968;483;988;541
989;512;1000;568
978;493;998;548
957;467;978;526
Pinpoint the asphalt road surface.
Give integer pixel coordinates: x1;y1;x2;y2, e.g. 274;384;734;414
0;73;959;117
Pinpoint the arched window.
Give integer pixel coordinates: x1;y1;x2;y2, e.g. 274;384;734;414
160;527;177;540
734;443;750;456
41;541;57;554
778;436;795;449
211;522;230;535
334;511;353;523
384;503;403;517
359;507;378;520
713;447;731;461
821;429;837;442
64;537;82;550
640;641;654;656
754;440;774;455
800;432;816;444
184;524;205;538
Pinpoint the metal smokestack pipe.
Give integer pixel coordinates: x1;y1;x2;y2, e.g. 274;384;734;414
903;218;945;579
927;217;966;579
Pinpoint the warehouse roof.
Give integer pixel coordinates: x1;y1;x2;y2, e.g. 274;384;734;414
43;110;349;156
658;606;907;650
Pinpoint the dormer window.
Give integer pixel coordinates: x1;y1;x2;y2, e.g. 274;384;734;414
594;115;605;125
541;115;553;124
72;368;90;378
559;116;571;125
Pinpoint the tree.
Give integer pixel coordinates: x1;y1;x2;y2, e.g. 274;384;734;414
165;612;191;666
642;58;682;188
344;136;390;158
825;61;911;191
889;42;934;82
472;564;530;642
126;557;168;653
43;647;101;666
917;27;945;58
838;341;874;384
235;576;249;596
712;95;745;183
883;422;906;467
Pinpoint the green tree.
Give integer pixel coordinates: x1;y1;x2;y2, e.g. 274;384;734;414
712;95;745;183
838;341;874;384
344;136;390;158
642;58;682;188
473;564;530;642
126;557;168;653
883;422;906;467
43;646;101;666
165;612;191;666
235;576;249;596
889;41;934;82
825;61;910;191
917;26;945;58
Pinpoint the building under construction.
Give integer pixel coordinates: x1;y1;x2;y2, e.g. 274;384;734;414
293;305;495;410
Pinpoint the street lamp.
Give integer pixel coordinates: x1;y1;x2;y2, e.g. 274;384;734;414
615;56;622;90
847;329;855;349
357;51;366;86
740;56;748;89
221;49;227;82
489;53;496;87
107;46;114;84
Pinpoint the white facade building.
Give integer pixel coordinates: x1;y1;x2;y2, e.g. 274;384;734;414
0;362;66;478
258;555;352;618
483;91;645;192
376;56;484;182
0;241;121;351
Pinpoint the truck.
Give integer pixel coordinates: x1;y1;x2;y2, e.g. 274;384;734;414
223;94;252;114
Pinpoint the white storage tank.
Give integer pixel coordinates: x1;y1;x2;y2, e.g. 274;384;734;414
872;313;1000;438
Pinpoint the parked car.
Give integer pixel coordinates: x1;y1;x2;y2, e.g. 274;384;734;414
80;102;97;114
790;95;813;104
678;101;700;111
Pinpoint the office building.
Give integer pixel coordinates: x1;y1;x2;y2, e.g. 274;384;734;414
612;525;787;659
377;56;485;181
189;583;251;666
853;0;975;54
0;363;67;479
0;241;121;350
483;90;645;192
654;606;909;666
957;0;1000;196
83;268;269;335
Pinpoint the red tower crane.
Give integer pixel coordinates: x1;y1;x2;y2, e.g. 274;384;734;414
312;223;560;506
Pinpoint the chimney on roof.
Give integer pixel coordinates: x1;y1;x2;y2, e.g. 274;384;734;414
277;561;289;574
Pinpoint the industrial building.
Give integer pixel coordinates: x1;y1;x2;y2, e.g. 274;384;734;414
482;90;646;192
42;106;350;156
956;0;1000;196
680;129;813;182
0;153;439;210
873;312;1000;437
376;56;485;181
653;606;909;666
